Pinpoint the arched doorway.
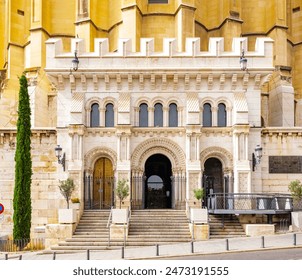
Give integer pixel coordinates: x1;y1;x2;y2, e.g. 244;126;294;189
203;158;223;198
93;157;114;209
144;154;172;209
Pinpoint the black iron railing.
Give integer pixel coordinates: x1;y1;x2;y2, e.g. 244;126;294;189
207;193;293;213
0;238;45;252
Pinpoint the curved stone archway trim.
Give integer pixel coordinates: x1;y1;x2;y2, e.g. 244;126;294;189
131;138;186;172
84;146;117;172
200;146;233;171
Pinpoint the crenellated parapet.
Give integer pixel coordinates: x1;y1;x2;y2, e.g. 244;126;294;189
45;37;274;72
45;37;274;93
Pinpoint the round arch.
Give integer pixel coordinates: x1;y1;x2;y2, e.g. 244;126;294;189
84;146;117;173
200;146;233;172
85;97;102;110
150;96;166;107
131;138;186;172
135;97;151;107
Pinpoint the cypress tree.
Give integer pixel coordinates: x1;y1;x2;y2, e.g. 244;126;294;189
13;74;32;242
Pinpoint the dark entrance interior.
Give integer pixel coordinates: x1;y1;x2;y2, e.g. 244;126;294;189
203;158;223;201
144;154;172;209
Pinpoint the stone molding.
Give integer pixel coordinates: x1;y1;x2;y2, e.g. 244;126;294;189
200;146;233;170
131;138;186;171
84;146;117;172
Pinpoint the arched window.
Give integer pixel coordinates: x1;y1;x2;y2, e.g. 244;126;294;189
169;103;178;127
139;103;148;127
154;103;163;127
90;103;100;127
105;103;114;127
203;103;212;127
217;103;227;127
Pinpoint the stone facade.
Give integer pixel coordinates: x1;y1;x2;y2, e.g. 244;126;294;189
1;1;302;238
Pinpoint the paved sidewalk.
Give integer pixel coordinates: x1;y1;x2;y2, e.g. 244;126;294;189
1;232;302;260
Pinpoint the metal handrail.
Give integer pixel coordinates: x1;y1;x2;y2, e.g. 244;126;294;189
106;207;113;246
124;206;131;247
106;207;113;228
207;193;293;212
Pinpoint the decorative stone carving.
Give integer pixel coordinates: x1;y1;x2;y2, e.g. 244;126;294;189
84;147;117;171
200;146;233;170
131;138;186;171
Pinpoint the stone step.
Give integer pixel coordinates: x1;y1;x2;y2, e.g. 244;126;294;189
130;217;188;220
129;224;189;228
72;233;109;236
76;225;109;229
210;225;244;229
48;209;193;251
208;214;245;238
129;228;190;232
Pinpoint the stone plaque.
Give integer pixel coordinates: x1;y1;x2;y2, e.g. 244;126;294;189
269;156;302;173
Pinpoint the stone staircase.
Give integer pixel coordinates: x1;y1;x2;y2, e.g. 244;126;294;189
209;214;246;239
45;211;246;253
47;210;113;253
46;209;192;253
127;210;192;246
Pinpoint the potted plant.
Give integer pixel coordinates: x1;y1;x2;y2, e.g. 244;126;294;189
190;188;208;224
58;178;77;223
71;197;80;210
289;180;302;210
193;188;204;208
111;179;130;224
289;180;302;232
116;178;130;209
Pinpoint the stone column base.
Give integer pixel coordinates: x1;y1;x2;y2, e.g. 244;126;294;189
189;223;209;240
243;224;274;236
110;224;128;240
45;224;76;249
291;211;302;231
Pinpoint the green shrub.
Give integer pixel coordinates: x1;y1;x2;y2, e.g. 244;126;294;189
116;179;129;209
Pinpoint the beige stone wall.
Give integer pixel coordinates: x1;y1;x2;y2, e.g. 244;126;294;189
0;130;59;238
261;129;302;193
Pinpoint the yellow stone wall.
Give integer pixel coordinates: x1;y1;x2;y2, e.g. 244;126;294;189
0;1;7;69
2;0;302;127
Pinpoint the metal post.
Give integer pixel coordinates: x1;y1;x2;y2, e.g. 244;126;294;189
261;236;265;248
293;233;297;246
156;244;159;256
87;249;90;260
124;224;126;247
121;246;125;259
226;239;229;251
53;252;56;260
19;255;22;260
5;253;8;260
191;241;194;254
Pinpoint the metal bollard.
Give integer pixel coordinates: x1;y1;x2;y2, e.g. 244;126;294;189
87;249;90;260
261;236;265;248
156;244;159;256
53;252;56;260
121;246;125;259
226;239;229;251
293;233;297;246
191;241;194;254
5;253;8;260
19;255;22;260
